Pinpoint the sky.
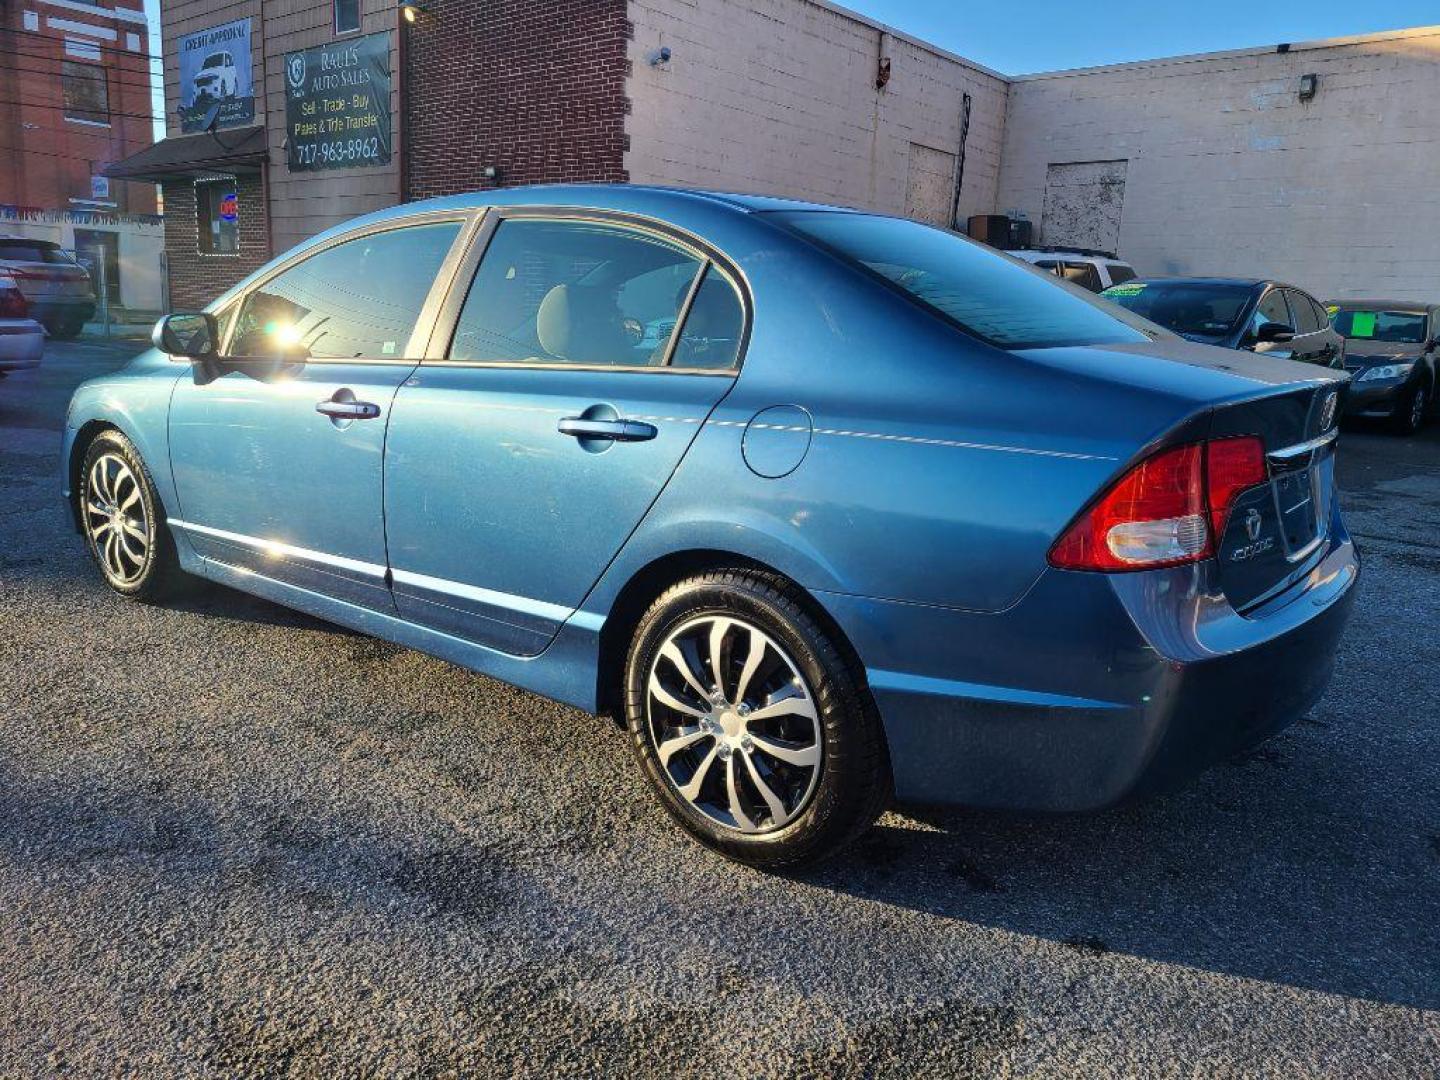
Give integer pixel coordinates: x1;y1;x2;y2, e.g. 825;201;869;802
842;1;1439;74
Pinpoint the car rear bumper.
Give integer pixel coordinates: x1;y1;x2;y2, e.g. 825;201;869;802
28;298;96;325
0;321;45;368
816;509;1358;811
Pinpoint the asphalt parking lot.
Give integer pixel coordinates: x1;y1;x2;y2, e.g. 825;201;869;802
1;339;1437;1077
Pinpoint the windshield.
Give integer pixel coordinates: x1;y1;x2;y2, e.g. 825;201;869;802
769;212;1154;351
1101;281;1251;340
0;240;74;265
1329;308;1427;344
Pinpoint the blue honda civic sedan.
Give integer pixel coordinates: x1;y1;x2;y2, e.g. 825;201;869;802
63;185;1357;866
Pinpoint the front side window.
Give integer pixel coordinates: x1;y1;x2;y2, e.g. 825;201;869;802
1286;291;1321;334
334;0;361;33
1250;289;1292;337
229;220;462;359
195;179;239;255
1330;308;1428;343
771;212;1152;351
62;61;109;124
449;218;742;369
1106;264;1137;286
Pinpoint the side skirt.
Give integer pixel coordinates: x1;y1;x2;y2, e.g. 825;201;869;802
178;543;605;714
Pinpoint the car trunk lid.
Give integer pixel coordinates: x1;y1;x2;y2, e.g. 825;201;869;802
1206;383;1343;612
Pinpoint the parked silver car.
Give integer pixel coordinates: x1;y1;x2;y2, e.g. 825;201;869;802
0;236;95;339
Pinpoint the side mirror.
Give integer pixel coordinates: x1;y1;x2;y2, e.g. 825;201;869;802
152;312;218;359
1255;321;1296;344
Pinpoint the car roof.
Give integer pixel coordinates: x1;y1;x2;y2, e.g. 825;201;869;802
1325;298;1434;312
391;183;859;220
1012;249;1128;264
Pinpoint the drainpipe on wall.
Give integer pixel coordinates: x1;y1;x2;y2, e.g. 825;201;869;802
868;30;887;209
950;91;971;231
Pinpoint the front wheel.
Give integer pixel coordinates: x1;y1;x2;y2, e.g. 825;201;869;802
78;430;189;601
1392;382;1429;435
624;569;891;869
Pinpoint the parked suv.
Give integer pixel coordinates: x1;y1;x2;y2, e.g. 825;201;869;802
1101;278;1345;370
0;236;96;339
1012;248;1138;292
1326;299;1438;435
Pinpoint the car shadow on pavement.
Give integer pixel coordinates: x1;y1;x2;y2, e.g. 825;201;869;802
796;723;1440;1012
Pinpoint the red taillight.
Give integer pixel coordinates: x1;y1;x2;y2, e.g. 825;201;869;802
1204;436;1266;538
0;286;26;319
1049;437;1268;572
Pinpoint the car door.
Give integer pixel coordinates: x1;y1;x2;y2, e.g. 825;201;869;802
167;213;471;609
383;210;747;656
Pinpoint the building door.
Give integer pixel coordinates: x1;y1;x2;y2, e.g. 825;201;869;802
73;228;120;305
904;144;958;228
1041;160;1128;253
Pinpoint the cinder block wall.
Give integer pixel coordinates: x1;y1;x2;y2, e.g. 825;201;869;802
624;0;1009;225
997;27;1440;300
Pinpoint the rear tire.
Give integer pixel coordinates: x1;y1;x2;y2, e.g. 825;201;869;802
78;430;189;602
624;569;891;869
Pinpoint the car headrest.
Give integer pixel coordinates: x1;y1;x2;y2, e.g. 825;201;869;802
536;283;626;362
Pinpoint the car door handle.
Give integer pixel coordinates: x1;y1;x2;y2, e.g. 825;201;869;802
316;398;381;420
557;417;657;442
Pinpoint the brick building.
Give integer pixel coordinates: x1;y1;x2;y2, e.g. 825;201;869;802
108;1;1440;310
0;0;164;312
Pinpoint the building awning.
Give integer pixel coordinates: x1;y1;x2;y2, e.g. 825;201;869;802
104;127;268;183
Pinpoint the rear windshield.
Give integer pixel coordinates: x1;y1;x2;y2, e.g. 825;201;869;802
0;240;73;265
1329;308;1427;343
1101;281;1251;339
769;212;1153;351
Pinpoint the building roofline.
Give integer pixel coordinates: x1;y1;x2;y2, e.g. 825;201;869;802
1011;23;1440;81
796;0;1008;82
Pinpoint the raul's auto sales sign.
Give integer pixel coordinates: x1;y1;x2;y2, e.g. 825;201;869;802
284;32;392;172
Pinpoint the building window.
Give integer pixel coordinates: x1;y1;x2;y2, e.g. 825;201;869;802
335;0;361;34
62;62;110;125
196;180;240;254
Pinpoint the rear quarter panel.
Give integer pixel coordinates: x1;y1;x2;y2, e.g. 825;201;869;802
589;217;1249;615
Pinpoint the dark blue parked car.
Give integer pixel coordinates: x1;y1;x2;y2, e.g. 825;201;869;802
63;186;1357;866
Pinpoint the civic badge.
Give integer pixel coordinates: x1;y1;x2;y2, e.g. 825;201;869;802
1245;508;1263;542
1318;390;1338;432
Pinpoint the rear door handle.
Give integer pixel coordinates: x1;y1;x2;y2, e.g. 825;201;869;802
316;398;381;420
557;417;657;442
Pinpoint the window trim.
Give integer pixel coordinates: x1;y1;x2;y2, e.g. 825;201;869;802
61;59;111;126
421;205;752;376
334;0;362;35
195;178;241;257
215;209;480;365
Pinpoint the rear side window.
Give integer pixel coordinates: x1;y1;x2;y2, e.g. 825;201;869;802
771;212;1151;351
229;220;462;359
0;240;72;264
448;218;742;369
1059;262;1103;292
1107;264;1137;286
